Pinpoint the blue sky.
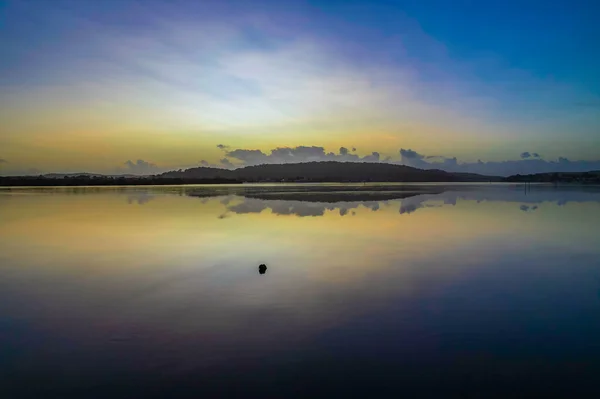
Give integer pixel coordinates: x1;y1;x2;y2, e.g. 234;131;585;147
0;0;598;175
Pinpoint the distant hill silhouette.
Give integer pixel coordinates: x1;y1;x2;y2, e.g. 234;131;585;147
1;162;501;186
505;171;600;184
42;173;138;179
0;175;240;186
161;162;499;183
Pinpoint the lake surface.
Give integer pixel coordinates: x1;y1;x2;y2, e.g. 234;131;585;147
1;184;600;398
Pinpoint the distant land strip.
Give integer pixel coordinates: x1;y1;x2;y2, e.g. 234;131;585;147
1;162;599;186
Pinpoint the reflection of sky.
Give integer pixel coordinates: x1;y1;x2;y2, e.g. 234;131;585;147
1;186;600;395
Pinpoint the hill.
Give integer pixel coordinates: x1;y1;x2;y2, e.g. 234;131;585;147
504;171;600;184
0;175;239;186
2;162;500;186
161;161;499;182
43;173;138;179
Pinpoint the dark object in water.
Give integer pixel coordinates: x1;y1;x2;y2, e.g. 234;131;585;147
258;264;267;275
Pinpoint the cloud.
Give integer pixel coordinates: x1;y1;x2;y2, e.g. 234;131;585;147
224;145;386;166
397;152;600;176
208;144;600;175
398;148;430;169
220;158;235;168
520;152;541;159
217;144;230;150
400;149;425;160
124;159;160;175
200;160;210;166
362;152;380;162
225;149;269;165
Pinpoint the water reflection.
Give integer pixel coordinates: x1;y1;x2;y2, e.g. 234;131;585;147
1;184;600;397
520;204;539;212
127;193;155;205
224;197;387;217
186;185;600;218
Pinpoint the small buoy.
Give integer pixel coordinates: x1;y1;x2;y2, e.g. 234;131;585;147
258;264;267;274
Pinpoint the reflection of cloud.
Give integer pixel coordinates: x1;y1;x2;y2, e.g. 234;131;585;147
220;196;233;205
127;193;155;205
226;197;386;217
406;186;600;214
399;203;418;215
444;196;457;206
394;186;600;216
190;185;600;218
228;199;268;214
519;204;540;212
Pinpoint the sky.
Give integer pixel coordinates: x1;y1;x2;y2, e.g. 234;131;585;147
1;0;599;176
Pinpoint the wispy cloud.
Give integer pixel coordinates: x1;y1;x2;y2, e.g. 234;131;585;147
2;2;510;137
123;159;160;175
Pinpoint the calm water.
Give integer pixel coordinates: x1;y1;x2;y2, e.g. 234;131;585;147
1;184;600;398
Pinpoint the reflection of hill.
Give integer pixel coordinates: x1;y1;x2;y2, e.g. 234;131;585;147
185;184;450;200
244;190;442;203
396;185;600;215
201;184;600;218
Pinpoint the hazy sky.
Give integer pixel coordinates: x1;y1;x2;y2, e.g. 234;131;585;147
1;0;599;175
